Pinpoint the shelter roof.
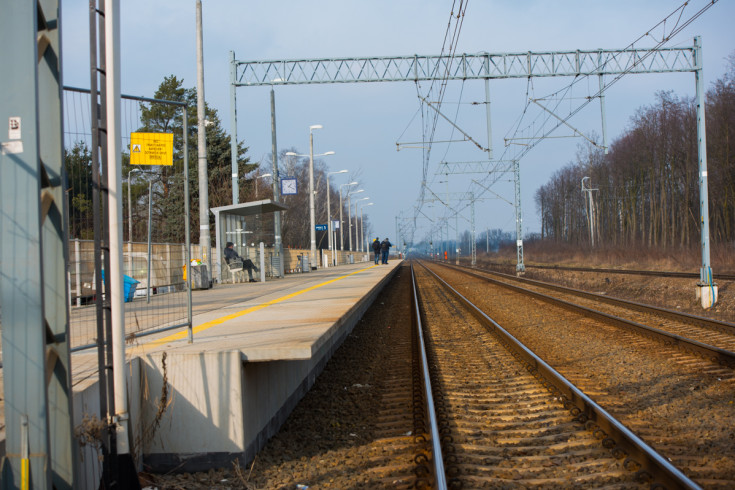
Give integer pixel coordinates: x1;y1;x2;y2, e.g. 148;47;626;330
210;199;288;217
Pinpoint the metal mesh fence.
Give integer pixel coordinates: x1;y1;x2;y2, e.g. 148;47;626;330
63;88;192;351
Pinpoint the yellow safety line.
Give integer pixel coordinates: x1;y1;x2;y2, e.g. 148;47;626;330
147;264;379;347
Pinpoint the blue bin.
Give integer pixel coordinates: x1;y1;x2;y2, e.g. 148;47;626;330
101;271;140;303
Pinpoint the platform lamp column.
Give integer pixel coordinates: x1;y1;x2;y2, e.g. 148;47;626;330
326;170;348;262
359;202;373;255
285;137;334;270
339;182;357;251
308;126;319;268
354;197;369;252
347;189;364;252
127;167;141;275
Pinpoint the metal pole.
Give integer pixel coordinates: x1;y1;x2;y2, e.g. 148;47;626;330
127;169;134;277
260;242;266;282
146;180;152;303
360;207;364;253
270;88;284;278
183;106;193;342
348;193;353;251
471;193;476;267
128;171;132;242
230;50;239;205
513;159;525;272
599;73;609;154
89;1;114;479
196;0;212;280
309;130;316;268
327;178;332;252
484;73;493;160
455;213;459;265
694;36;715;306
104;0;131;457
339;188;344;251
354;201;359;252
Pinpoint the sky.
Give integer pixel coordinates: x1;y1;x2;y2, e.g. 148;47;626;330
61;0;735;248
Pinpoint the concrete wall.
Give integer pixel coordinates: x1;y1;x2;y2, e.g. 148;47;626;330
139;264;400;473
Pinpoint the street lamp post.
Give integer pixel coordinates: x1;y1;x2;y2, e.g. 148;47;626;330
308;125;320;269
339;182;357;251
127;167;141;276
326;170;348;257
285;131;334;270
127;167;141;244
347;189;364;251
354;197;369;251
358;202;373;254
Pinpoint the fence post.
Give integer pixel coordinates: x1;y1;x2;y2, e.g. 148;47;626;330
75;239;82;307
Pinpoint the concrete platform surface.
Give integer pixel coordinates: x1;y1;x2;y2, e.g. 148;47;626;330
130;260;400;361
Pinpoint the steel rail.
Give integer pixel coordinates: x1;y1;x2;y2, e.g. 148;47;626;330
453;263;735;335
483;261;735;281
439;262;735;368
410;263;447;490
416;260;701;489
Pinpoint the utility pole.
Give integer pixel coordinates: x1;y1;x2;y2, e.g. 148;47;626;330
196;0;212;279
270;88;284;277
582;177;597;248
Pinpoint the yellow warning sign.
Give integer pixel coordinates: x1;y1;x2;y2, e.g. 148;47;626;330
129;132;174;166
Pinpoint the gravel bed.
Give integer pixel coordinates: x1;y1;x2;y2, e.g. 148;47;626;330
429;263;735;487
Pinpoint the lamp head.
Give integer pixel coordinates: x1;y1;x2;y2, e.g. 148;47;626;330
348;181;358;186
285;152;298;156
323;151;335;156
310;124;323;131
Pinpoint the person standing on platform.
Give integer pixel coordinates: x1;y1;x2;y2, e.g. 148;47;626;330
372;237;381;265
380;237;392;264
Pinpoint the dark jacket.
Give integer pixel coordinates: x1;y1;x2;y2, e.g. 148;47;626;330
224;246;240;263
380;239;392;251
372;239;381;252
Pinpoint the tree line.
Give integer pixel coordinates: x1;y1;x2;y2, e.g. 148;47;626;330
64;75;369;251
534;55;735;249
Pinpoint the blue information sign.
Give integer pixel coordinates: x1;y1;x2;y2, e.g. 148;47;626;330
315;224;328;231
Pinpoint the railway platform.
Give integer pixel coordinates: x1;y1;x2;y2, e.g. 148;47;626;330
1;259;402;482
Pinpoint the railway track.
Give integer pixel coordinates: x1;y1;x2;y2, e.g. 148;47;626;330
412;261;708;489
441;261;735;365
482;261;735;281
421;260;735;487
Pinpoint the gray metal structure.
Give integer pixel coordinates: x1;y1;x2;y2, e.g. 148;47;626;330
0;0;76;488
231;48;696;86
229;40;713;293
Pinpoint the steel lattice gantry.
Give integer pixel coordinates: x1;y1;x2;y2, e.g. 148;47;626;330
232;47;696;86
0;0;76;488
230;40;716;303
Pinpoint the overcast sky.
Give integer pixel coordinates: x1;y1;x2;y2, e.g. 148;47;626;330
61;1;735;247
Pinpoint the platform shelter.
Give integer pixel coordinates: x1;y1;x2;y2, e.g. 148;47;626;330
211;200;288;283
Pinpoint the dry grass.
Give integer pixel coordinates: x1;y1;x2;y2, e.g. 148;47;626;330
491;241;735;272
